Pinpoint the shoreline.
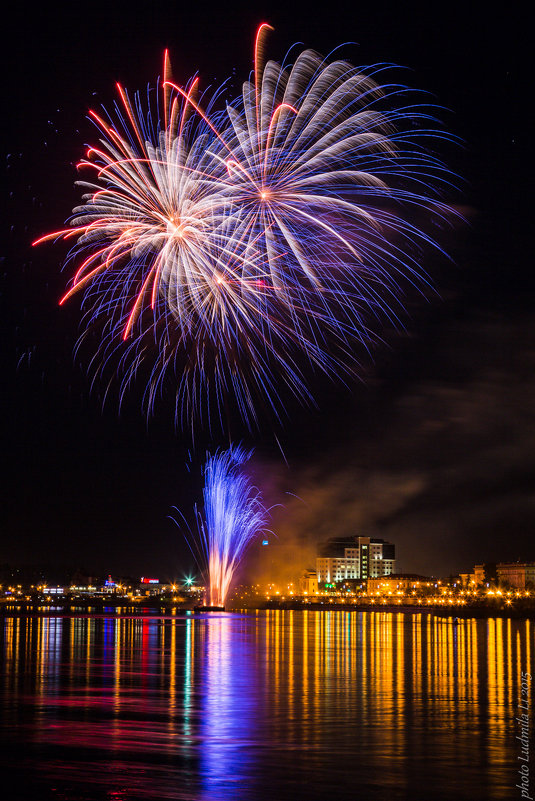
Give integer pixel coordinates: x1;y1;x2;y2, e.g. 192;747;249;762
1;599;534;620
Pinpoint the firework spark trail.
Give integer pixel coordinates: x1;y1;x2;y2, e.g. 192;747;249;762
195;446;268;607
34;25;459;430
212;25;457;335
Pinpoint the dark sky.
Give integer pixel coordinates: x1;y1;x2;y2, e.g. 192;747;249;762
2;1;528;581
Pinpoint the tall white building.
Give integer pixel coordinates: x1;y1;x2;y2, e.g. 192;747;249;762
316;536;396;584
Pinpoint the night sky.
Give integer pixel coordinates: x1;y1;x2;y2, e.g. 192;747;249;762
2;1;527;581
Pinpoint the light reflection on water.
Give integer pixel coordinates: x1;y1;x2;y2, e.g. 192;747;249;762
0;611;531;800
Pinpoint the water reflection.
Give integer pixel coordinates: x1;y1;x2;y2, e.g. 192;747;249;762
199;615;260;800
0;611;531;800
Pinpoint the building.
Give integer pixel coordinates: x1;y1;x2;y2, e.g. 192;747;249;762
316;536;396;584
471;563;497;587
459;572;476;588
299;569;319;595
367;574;429;594
496;562;535;590
138;577;167;596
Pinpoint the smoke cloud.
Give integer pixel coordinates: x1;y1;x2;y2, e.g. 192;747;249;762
246;311;535;581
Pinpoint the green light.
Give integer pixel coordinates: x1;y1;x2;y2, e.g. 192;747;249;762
185;576;194;586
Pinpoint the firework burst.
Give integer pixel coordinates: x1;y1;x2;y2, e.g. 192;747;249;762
35;26;458;430
211;24;456;353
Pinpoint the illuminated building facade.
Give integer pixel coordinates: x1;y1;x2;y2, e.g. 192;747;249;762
471;563;497;587
367;574;429;594
299;569;319;595
316;536;396;584
496;562;535;589
459;573;473;588
473;564;486;585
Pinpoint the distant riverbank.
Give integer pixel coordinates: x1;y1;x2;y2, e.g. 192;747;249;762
261;599;535;619
1;598;535;619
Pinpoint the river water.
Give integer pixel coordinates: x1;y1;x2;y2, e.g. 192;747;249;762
0;610;532;800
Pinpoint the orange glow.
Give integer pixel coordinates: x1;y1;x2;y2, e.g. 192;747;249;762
32;228;76;246
116;83;147;153
163;49;172;131
177;77;199;143
163;80;235;158
123;267;156;339
254;23;274;131
59;261;109;305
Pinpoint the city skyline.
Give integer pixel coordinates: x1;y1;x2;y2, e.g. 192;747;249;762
2;1;526;581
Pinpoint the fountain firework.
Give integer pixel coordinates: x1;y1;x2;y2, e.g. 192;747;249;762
194;446;268;608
